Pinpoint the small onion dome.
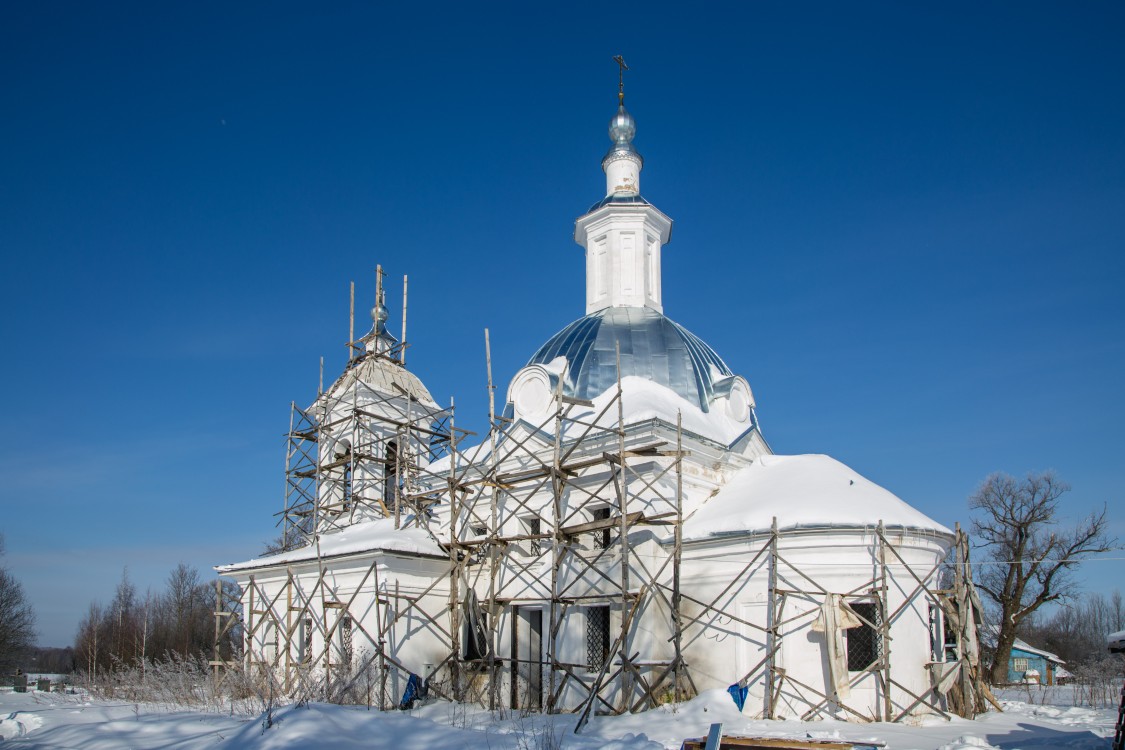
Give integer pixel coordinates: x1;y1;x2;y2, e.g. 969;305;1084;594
371;299;389;334
604;105;642;165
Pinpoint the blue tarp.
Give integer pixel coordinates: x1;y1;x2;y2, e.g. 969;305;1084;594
727;683;748;711
399;674;428;710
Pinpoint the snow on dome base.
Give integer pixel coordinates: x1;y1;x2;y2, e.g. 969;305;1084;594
581;375;755;446
683;454;952;540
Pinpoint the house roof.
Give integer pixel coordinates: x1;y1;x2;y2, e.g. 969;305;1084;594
215;517;446;573
1012;638;1065;665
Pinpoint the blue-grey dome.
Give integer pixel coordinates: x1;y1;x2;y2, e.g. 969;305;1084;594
527;306;733;412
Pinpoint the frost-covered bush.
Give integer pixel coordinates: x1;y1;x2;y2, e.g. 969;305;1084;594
1069;657;1122;709
79;654;274;716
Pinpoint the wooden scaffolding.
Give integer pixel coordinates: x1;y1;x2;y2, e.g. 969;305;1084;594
442;347;690;723
217;275;991;723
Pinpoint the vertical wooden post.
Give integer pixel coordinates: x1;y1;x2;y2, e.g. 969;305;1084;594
247;575;256;677
766;518;779;718
448;396;461;700
371;562;387;710
349;281;355;358
484;327;499;711
672;412;685;701
615;341;632;709
400;275;408;365
213;578;222;684
547;373;565;713
284;404;297;546
955;523;974;715
878;521;892;722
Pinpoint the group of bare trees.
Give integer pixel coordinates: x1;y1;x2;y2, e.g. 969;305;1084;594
968;471;1117;684
74;564;241;676
0;535;36;670
1020;591;1125;667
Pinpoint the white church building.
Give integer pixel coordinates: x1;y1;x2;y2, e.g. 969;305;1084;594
218;79;980;724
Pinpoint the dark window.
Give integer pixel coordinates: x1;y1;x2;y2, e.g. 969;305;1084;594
846;602;880;671
591;507;612;549
586;606;610;671
928;604;949;662
342;464;352;512
526;517;542;555
339;615;353;667
383;441;399;510
300;617;313;663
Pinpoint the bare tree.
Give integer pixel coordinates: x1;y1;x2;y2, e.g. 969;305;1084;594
0;535;36;669
1023;590;1125;667
75;602;103;677
970;472;1116;684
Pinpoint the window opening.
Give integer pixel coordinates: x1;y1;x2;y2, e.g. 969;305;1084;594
846;601;880;671
525;516;542;555
586;606;610;671
342;463;352;512
338;615;353;668
299;617;313;663
383;441;399;510
928;604;944;662
591;507;612;550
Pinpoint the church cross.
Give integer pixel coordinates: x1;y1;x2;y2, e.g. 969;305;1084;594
613;55;629;105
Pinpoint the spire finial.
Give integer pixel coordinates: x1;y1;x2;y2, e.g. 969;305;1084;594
372;264;389;334
613;55;628;106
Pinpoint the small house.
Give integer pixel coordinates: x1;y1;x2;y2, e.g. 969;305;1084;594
1008;639;1066;685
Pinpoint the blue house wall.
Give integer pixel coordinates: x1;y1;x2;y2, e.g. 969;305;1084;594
1007;645;1051;683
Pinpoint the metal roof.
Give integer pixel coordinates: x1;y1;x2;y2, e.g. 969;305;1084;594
526;306;732;412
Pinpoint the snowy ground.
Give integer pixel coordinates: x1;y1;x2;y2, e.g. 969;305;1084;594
0;686;1116;749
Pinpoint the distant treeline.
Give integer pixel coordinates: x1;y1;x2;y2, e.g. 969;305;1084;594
1019;590;1124;667
14;645;77;674
75;564;241;675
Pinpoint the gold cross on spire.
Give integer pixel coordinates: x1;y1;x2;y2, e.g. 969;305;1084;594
613;55;629;105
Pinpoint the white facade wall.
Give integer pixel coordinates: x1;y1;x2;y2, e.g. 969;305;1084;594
681;528;951;720
229;553;450;703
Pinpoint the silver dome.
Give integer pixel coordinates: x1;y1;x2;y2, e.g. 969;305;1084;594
526;306;733;412
603;105;643;165
608;105;636;145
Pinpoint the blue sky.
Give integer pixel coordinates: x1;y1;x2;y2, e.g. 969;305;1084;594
2;2;1123;646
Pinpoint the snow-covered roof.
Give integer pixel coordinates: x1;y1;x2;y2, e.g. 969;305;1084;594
682;454;952;541
216;518;445;573
323;353;437;407
432;374;760;474
1012;638;1065;664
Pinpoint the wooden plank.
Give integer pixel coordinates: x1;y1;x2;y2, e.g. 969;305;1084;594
680;737;865;750
561;511;644;535
704;723;723;750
